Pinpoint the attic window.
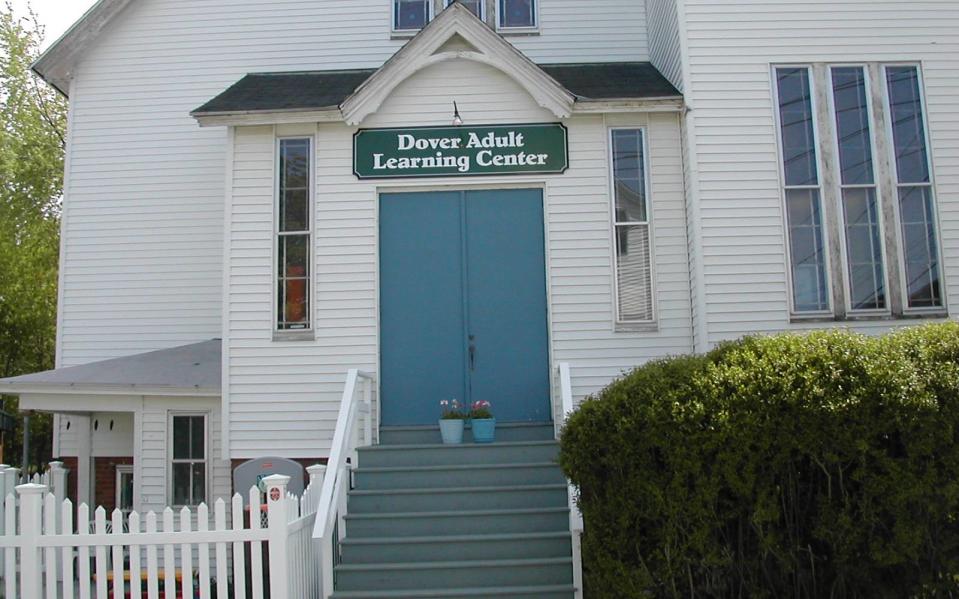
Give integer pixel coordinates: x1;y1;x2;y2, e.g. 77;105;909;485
498;0;537;29
446;0;483;19
394;0;432;31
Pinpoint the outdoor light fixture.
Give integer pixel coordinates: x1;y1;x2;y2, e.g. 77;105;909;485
452;101;464;126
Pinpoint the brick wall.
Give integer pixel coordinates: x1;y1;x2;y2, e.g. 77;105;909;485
56;456;134;511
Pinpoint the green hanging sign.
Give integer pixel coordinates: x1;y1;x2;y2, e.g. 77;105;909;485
353;123;569;179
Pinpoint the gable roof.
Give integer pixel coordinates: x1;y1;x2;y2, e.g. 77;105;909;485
0;340;221;396
192;62;680;119
339;2;576;125
32;0;134;96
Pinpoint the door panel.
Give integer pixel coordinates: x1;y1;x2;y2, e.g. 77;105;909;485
379;189;551;425
380;192;467;425
465;190;551;422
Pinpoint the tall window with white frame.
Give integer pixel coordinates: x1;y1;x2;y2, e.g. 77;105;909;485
885;66;943;310
610;129;654;324
831;66;886;312
277;138;312;331
171;414;206;507
499;0;536;28
394;0;432;31
776;67;831;314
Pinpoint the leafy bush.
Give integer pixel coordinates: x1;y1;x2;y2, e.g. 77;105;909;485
559;323;959;598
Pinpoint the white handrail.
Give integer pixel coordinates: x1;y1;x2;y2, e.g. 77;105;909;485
312;368;376;598
557;362;585;599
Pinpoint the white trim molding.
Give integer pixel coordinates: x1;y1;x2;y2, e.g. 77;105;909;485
340;3;575;125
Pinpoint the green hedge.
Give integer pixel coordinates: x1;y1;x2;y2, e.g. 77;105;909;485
559;323;959;598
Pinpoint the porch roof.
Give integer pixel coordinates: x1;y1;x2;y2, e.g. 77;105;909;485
0;340;221;396
190;61;681;118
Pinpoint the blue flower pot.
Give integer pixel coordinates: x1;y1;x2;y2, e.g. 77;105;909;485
471;418;496;444
439;419;465;445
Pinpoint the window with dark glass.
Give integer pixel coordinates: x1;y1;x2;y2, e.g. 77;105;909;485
171;415;206;507
777;67;830;313
447;0;483;19
886;66;942;309
831;66;886;311
610;129;654;323
499;0;536;28
277;139;312;331
394;0;432;30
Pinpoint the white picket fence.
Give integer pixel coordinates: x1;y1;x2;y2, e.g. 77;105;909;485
0;465;326;599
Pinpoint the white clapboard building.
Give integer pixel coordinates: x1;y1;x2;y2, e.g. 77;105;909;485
1;1;956;596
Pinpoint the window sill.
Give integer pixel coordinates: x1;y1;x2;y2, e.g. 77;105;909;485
614;322;659;334
496;27;540;36
789;311;949;324
391;30;420;40
273;330;316;342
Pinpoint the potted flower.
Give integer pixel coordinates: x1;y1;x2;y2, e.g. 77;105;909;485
439;399;466;445
469;401;496;444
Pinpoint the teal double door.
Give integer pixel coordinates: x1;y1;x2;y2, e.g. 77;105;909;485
379;189;551;426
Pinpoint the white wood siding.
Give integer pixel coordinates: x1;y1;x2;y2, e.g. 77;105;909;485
58;1;651;368
645;0;683;91
138;396;231;514
225;59;692;457
683;0;959;345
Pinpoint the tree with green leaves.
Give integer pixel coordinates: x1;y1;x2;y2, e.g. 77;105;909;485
0;1;66;471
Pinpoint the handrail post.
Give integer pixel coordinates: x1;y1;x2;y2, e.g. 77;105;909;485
0;465;7;579
17;483;47;599
265;474;291;599
363;377;373;446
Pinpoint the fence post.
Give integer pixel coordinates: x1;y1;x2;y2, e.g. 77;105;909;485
306;464;325;488
48;462;67;505
17;483;48;599
265;474;291;599
4;468;19;496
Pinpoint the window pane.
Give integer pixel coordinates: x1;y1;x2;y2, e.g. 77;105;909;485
282;278;310;328
191;464;206;506
190;416;204;459
172;417;190;460
280;235;309;278
615;224;653;322
842;188;885;310
500;0;535;27
886;67;930;184
448;0;482;18
785;189;830;312
281;189;309;233
899;186;942;308
172;463;190;506
611;129;647;223
280;139;309;190
777;68;819;186
832;67;875;185
118;472;134;511
395;0;430;29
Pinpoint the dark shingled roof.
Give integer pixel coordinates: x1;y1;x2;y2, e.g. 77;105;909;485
192;62;680;116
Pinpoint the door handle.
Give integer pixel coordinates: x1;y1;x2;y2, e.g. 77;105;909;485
469;343;476;371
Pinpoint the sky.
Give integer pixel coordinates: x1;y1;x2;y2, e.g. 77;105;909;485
9;0;98;50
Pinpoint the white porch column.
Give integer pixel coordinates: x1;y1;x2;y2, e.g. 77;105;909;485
75;415;93;507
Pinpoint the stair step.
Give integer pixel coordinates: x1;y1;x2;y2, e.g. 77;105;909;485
344;507;571;538
334;557;573;591
341;531;572;563
380;422;556;445
331;584;576;599
348;483;569;513
354;462;566;490
358;440;558;468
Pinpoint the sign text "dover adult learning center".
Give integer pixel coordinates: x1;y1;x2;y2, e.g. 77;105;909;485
354;123;569;179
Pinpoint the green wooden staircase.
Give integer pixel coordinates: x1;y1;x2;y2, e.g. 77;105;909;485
329;422;576;599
